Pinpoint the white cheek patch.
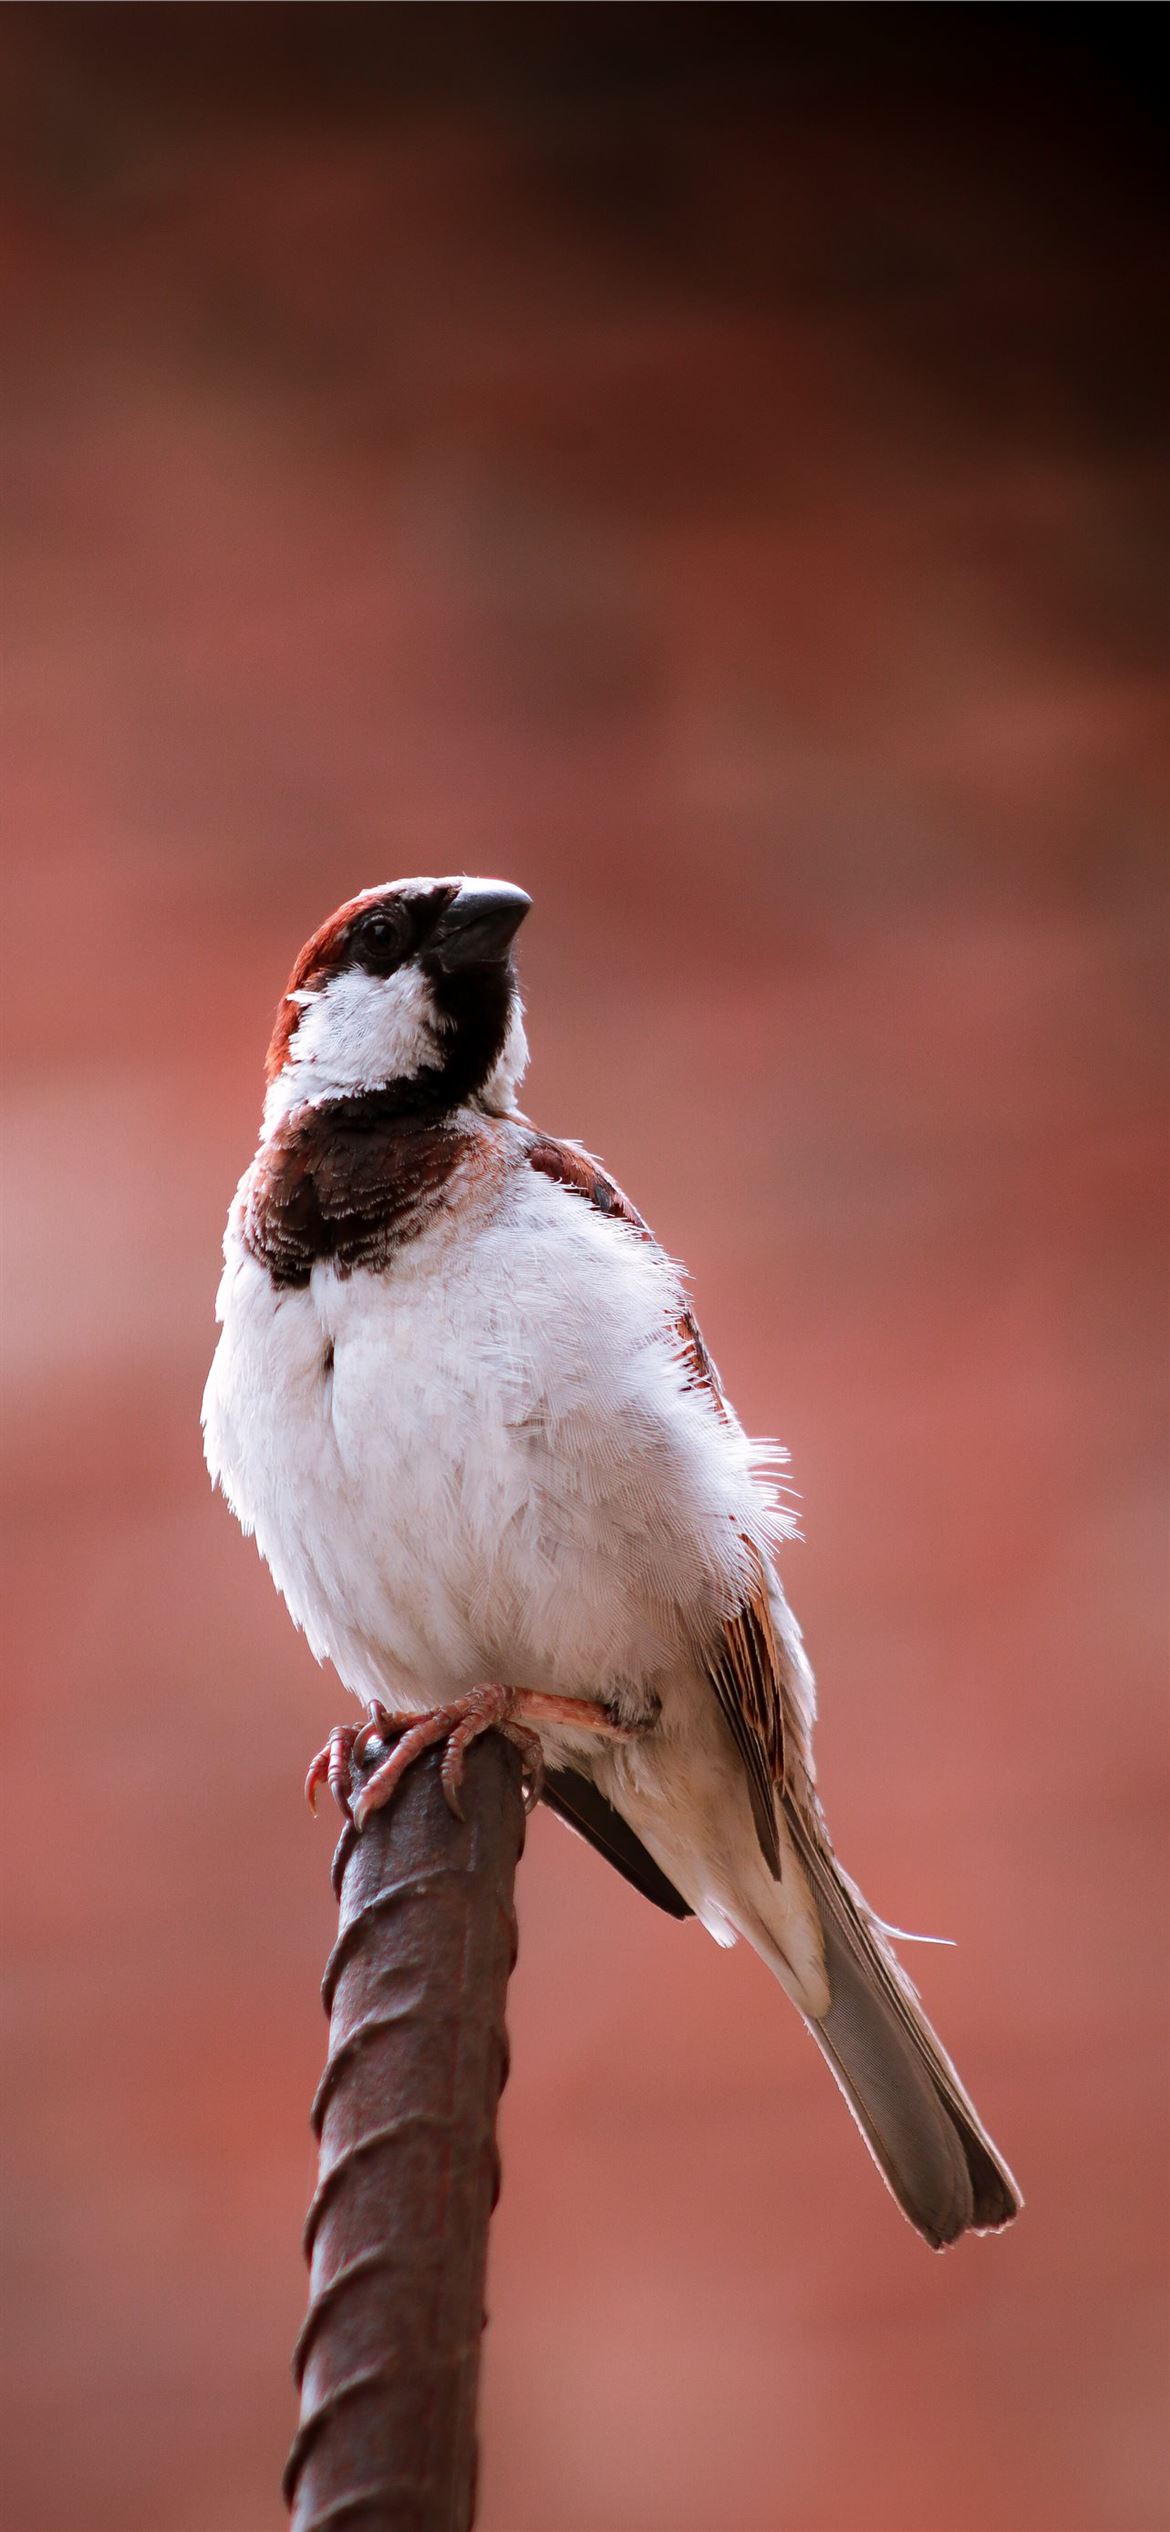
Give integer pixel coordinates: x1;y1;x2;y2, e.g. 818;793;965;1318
476;997;529;1116
263;966;445;1132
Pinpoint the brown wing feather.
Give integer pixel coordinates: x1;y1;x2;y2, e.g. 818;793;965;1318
674;1302;726;1407
674;1308;788;1876
707;1544;785;1877
524;1129;789;1880
526;1133;650;1233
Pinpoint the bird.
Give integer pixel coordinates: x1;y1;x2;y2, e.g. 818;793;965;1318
203;873;1021;2249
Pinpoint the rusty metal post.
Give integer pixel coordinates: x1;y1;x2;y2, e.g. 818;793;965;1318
284;1731;526;2532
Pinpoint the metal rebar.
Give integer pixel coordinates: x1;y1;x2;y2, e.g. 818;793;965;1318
285;1730;527;2532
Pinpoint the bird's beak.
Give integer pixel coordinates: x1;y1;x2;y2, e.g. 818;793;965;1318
428;880;532;970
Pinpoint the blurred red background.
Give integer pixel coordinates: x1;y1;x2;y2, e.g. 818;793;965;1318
2;12;1167;2530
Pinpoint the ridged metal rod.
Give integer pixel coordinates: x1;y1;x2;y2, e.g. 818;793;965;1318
285;1731;526;2532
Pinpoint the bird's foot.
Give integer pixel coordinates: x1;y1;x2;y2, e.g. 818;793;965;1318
349;1686;543;1829
308;1685;641;1834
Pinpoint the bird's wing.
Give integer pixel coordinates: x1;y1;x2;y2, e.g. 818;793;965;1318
705;1536;785;1876
524;1131;790;1879
525;1132;653;1232
542;1767;692;1917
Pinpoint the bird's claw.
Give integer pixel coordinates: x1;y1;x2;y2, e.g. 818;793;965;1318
304;1724;361;1823
307;1682;642;1832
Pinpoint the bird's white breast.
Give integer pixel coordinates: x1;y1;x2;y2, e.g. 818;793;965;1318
203;1154;787;1714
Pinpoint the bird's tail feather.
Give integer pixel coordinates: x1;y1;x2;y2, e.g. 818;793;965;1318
782;1800;1021;2248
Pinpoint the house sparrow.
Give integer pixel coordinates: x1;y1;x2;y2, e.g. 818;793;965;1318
203;875;1021;2248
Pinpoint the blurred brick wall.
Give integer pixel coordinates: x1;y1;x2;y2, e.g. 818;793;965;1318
1;12;1166;2530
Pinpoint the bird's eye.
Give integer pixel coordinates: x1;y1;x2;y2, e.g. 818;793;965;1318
355;906;408;972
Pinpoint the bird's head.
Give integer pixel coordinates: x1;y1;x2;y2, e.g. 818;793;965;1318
263;876;531;1132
